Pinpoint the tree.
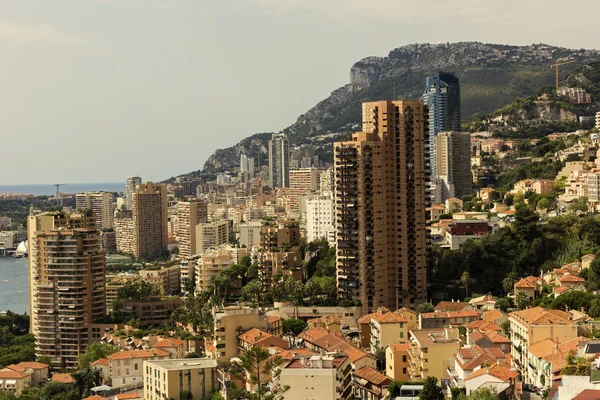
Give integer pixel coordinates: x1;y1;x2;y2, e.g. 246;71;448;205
79;342;118;369
418;376;444;400
282;319;307;336
590;297;600;318
461;272;471;298
467;387;499;400
550;291;594;312
515;291;531;311
234;346;286;400
181;390;193;400
495;298;511;313
502;271;520;294
72;368;101;398
537;198;552;211
513;203;540;242
182;277;195;297
117;280;160;301
241;280;263;306
375;348;386;372
388;381;403;398
416;302;435;314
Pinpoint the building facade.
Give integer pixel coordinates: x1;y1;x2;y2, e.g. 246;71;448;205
334;100;430;312
302;193;335;244
143;358;217;400
124;176;142;210
288;168;321;210
268;133;290;188
177;200;208;258
434;131;471;203
75;192;115;230
195;221;229;254
27;211;106;369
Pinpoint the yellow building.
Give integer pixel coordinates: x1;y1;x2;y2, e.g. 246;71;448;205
385;343;410;382
369;312;408;353
408;328;461;382
196;221;229;254
75;192;115;230
139;264;181;295
143;358;217;400
213;306;269;363
177;200;208;258
0;368;32;395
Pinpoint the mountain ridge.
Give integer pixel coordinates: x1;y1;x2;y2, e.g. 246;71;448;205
170;42;600;181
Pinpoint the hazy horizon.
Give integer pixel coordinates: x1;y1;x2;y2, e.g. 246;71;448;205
3;0;600;185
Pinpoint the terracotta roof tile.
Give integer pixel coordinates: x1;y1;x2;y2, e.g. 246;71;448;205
515;276;538;288
372;311;407;324
528;339;557;359
0;369;31;379
509;307;573;326
464;364;518;382
266;315;282;323
388;343;410;352
559;274;585;283
91;358;109;367
13;362;48;370
52;373;75;384
483;331;511;344
115;392;141;400
573;389;600;400
153;338;185;348
353;366;390;385
108;349;170;360
358;312;382;324
237;328;273;345
434;301;470;312
465;320;502;332
482;309;505;322
277;349;317;360
83;396;109;400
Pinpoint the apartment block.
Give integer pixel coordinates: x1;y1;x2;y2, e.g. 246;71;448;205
434;131;471;203
27;211;106;369
260;220;301;250
369;312;408;353
108;349;170;388
76;192;115;230
124;176;142;210
143;358;217;400
288;167;321;210
212;307;269;363
268;133;290;188
334;100;429;312
139;264;181;295
239;220;263;248
195;220;229;254
385;344;411;382
407;328;461;382
177;200;208;258
195;246;247;292
301;193;335;244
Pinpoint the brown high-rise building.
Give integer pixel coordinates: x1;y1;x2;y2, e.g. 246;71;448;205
115;182;168;261
434;131;472;203
27;211;106;369
334;100;429;313
177;200;208;258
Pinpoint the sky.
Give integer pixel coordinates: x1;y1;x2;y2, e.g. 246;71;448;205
2;0;600;185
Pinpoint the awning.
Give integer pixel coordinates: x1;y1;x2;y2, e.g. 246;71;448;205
5;380;16;385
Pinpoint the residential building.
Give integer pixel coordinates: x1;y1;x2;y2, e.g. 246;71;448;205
119;297;182;327
514;276;540;300
195;247;241;292
557;87;592;104
108;349;170;388
260;220;301;249
0;368;31;396
116;183;168;261
419;311;479;329
448;345;510;389
334;100;429;313
352;366;390;400
509;307;578;383
27;211;106;369
268;133;290;188
237;328;289;353
4;362;49;386
279;354;352;400
298;328;375;370
596;111;600;130
239;220;263;248
177;200;208;258
143;358;217;400
385;343;411;382
369;312;408;353
76;192;115;229
140;264;181;295
196;221;229;254
301;193;335;244
444;220;489;250
213;306;270;363
434;131;471;203
422;72;461;190
288;168;321;210
124;176;142;210
407;328;461;381
466;330;511;354
464;364;519;397
240;153;255;180
153;338;186;359
307;315;342;333
434;301;474;312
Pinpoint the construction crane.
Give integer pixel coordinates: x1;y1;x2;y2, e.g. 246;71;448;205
54;184;67;206
551;59;576;94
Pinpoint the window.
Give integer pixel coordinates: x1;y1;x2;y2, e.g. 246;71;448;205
403;368;407;374
403;355;407;362
135;364;138;371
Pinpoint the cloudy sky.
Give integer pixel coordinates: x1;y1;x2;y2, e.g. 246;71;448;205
2;0;599;184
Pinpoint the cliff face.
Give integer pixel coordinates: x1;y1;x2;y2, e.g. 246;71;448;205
183;42;600;177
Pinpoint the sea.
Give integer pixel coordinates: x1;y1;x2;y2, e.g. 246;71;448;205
0;183;124;196
0;257;29;314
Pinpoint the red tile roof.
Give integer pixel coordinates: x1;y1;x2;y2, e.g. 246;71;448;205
84;396;109;400
153;338;185;348
0;369;31;379
238;328;274;345
558;274;585;283
277;349;317;360
515;276;538;288
510;307;573;326
482;309;505;322
52;373;75;384
353;366;390;385
372;312;407;324
115;392;141;400
465;364;518;382
91;358;109;367
573;389;600;400
434;301;470;312
13;362;48;370
388;343;410;352
108;349;170;360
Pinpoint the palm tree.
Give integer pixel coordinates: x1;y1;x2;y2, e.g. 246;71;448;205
460;271;471;298
502;271;520;294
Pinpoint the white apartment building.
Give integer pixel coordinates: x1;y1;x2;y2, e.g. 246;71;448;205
301;193;335;244
239;221;263;248
108;349;171;388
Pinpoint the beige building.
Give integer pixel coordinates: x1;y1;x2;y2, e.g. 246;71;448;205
116;182;168;261
76;192;115;230
407;328;461;381
0;368;31;396
195;246;247;292
143;358;217;400
108;349;171;388
239;220;263;248
177;200;208;258
385;343;411;382
508;307;578;384
196;220;229;254
139;264;181;295
334;100;429;312
213;306;270;363
434;131;472;203
27;211;106;369
279;354;352;400
260;220;301;249
369;312;408;353
288;167;321;210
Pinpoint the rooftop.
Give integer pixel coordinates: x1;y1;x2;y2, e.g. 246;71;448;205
108;349;170;360
143;358;217;371
464;364;518;382
509;307;573;326
353;366;390;385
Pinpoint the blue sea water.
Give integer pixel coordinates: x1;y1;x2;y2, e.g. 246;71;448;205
0;257;29;314
0;183;124;196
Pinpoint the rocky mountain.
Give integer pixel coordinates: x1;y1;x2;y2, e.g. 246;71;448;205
174;42;600;179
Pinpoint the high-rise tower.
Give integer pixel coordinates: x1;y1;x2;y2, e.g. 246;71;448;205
268;133;290;188
334;100;430;313
75;192;115;230
28;211;106;369
124;176;142;210
422;72;461;190
177;200;208;258
434;131;472;203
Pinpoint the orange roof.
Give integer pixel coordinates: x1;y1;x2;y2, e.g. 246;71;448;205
581;254;596;260
238;328;273;345
515;276;538;288
465;320;502;332
0;369;31;379
91;358;109;367
84;396;109;400
544;348;573;373
153;338;185;348
266;315;282;324
510;307;573;326
5;364;26;373
420;310;479;319
342;345;373;363
52;373;75;384
353;366;390;385
560;336;588;352
483;331;511;344
277;349;317;360
573;389;600;400
13;362;48;370
308;315;341;326
108;349;170;360
465;364;518;382
388;343;410;352
115;392;141;400
554;287;571;294
559;275;585;283
358;312;383;324
372;311;407;324
529;339;557;359
482;309;505;322
434;301;470;312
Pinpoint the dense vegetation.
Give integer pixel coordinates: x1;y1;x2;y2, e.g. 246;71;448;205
0;198;55;228
0;312;35;369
